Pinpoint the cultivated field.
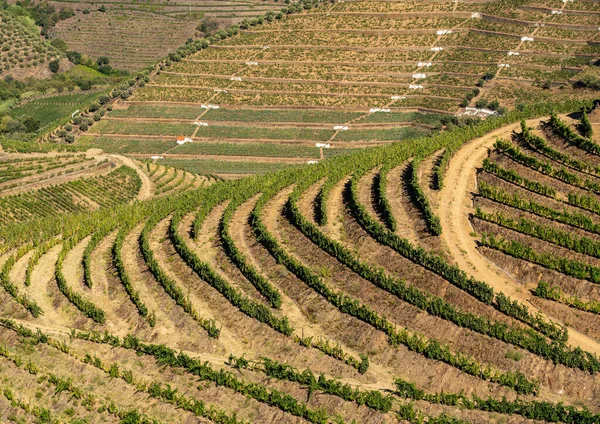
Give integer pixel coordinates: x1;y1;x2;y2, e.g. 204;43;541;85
75;0;600;176
47;0;287;71
3;96;600;422
2;1;600;423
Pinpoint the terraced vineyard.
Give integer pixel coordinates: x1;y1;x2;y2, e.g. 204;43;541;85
4;94;600;422
47;0;287;71
3;1;600;423
77;0;600;175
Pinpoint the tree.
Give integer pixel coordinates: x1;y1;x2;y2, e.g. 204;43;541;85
579;111;593;138
50;38;68;52
197;18;219;35
96;56;110;66
66;51;82;64
48;59;60;73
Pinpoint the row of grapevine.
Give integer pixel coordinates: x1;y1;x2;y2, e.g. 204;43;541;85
547;113;600;157
112;226;156;326
251;193;539;394
372;168;397;232
482;158;557;197
432;148;453;191
394;376;600;423
226;354;393;412
495;139;600;195
478;182;600;236
533;281;600;316
138;221;220;338
55;239;106;324
358;176;567;341
480;233;600;301
0;248;43;317
406;159;442;235
517;120;600;176
475;208;600;260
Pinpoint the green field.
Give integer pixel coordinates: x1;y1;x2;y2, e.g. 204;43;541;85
160;158;296;174
81;136;321;158
194;125;334;141
109;105;203;120
92;120;197;136
171;141;320;158
333;126;428;142
202;108;364;123
9;91;106;134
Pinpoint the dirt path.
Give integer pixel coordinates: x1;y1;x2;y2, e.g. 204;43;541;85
325;176;351;242
439;116;600;355
109;154;153;200
385;162;419;245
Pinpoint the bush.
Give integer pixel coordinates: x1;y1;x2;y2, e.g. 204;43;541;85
48;59;59;73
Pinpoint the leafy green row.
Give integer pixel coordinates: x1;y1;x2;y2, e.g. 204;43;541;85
294;335;369;374
72;329;331;424
139;221;220;338
169;212;293;336
568;192;600;218
82;353;248;424
495;139;600;194
82;224;116;288
112;226;156;326
533;281;600;320
547;113;600;157
482;158;557;197
517;120;600;176
227;354;392;412
394;377;599;423
0;345;162;424
361;177;567;341
475;208;600;259
480;232;600;290
478;181;600;236
252;195;538;394
406;159;442;235
55;239;106;324
432;148;453;191
25;238;60;287
219;205;283;309
373;168;397;232
0;248;43;317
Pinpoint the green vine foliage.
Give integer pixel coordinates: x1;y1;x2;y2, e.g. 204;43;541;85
548;113;600;157
406;159;442;235
394;377;599;423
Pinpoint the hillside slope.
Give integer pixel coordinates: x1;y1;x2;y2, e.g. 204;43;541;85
73;0;600;176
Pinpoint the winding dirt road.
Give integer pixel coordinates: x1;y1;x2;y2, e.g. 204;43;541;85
438;116;600;355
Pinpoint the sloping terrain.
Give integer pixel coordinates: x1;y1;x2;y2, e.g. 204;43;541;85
0;8;64;78
47;0;287;71
2;98;600;422
1;1;600;423
76;0;600;176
